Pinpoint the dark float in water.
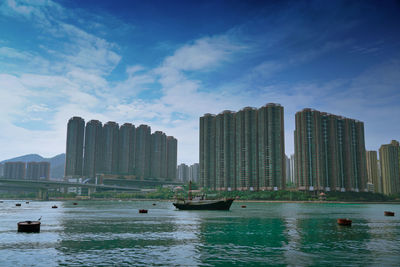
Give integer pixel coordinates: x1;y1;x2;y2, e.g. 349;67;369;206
384;211;395;216
139;209;148;213
337;218;352;226
18;221;41;233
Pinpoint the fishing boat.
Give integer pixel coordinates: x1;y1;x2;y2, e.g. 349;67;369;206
172;181;234;210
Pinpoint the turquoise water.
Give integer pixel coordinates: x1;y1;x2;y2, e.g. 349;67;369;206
1;200;399;266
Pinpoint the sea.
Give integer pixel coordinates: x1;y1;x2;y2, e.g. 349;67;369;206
1;200;399;266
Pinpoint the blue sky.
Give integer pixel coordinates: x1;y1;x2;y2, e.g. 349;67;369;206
0;0;399;164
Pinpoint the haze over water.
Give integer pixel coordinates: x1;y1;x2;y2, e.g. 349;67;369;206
1;201;399;266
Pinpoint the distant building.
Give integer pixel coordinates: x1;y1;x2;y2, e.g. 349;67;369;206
285;155;291;184
135;124;151;179
177;163;190;182
379;140;400;195
0;163;4;177
189;163;199;182
366;151;381;193
290;154;296;185
83;120;103;178
103;121;120;174
119;123;136;175
26;162;50;180
65;117;177;181
166;136;178;181
65;116;85;177
200;103;285;191
150;131;167;179
294;109;367;192
4;162;26;179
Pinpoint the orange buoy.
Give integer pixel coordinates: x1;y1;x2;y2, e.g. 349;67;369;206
337;218;352;226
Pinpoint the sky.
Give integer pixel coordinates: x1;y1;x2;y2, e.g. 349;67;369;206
0;0;400;164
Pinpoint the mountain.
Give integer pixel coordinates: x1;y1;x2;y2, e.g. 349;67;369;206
1;153;65;179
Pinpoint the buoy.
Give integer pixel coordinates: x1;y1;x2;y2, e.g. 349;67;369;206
152;203;156;206
241;205;247;208
73;202;78;205
26;201;29;204
139;209;148;213
337;218;352;226
384;211;395;216
18;221;41;233
52;205;58;209
16;203;21;207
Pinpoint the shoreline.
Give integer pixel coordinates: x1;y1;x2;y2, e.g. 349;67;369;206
2;197;400;204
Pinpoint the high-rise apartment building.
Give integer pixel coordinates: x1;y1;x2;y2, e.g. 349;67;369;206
119;123;136;175
200;113;216;189
26;162;50;180
4;162;26;179
290;154;296;185
65;117;177;180
177;163;190;182
135;125;151;179
294;109;367;192
150;131;167;179
200;103;285;191
83;120;103;178
0;163;4;177
65;116;85;177
166;136;178;181
286;155;291;184
366;150;380;193
379;140;400;195
189;163;200;182
103;121;120;174
215;110;236;191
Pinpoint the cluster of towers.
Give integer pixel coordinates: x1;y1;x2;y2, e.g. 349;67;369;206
294;109;367;192
200;104;373;193
200;103;286;191
3;161;50;180
366;141;400;195
65;117;177;180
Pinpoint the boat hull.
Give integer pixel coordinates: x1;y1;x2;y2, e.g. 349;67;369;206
173;199;234;210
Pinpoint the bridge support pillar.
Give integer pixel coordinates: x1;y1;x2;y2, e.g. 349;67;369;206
38;188;49;201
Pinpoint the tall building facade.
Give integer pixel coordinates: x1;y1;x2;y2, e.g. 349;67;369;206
135;124;151;179
65;117;85;177
26;162;50;180
150;131;167;179
4;162;26;179
177;163;190;182
65;117;177;180
294;109;367;192
200;103;285;191
189;163;200;182
166;136;178;181
366;150;380;193
102;121;120;174
379;140;400;195
83;120;103;178
290;154;296;185
118;123;136;175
